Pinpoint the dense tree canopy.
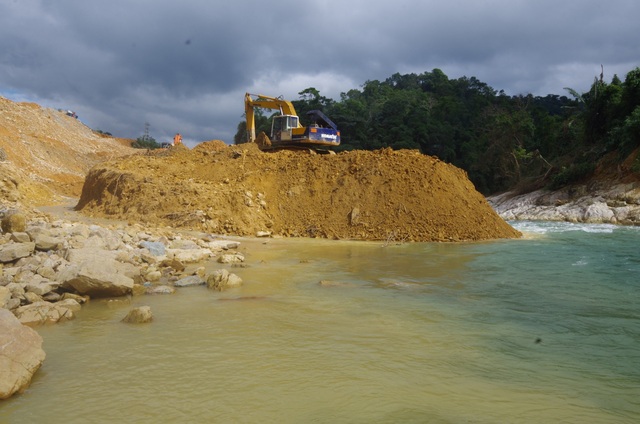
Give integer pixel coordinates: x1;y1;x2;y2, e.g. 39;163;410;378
235;66;640;194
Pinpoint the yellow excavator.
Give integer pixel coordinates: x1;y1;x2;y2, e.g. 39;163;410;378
244;92;341;151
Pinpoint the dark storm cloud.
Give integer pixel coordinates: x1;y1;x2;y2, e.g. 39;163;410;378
1;0;638;145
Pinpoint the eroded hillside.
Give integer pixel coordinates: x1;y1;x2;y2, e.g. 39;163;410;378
0;96;136;207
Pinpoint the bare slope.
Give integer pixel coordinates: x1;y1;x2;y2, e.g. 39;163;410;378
0;96;136;207
77;142;520;242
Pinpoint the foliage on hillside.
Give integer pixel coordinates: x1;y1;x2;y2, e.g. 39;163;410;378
236;67;640;194
132;135;161;149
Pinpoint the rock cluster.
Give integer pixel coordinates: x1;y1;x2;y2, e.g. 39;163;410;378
0;211;244;399
489;183;640;224
0;212;245;321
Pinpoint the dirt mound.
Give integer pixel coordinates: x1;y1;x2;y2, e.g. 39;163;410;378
76;143;520;242
0;96;136;207
192;140;228;152
0;96;519;242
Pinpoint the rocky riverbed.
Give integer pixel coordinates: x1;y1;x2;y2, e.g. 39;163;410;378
488;181;640;225
0;209;247;399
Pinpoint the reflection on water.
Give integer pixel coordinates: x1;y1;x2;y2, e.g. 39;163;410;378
2;229;639;423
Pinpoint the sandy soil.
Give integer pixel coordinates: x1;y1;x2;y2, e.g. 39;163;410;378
76;142;520;242
0;96;136;208
0;95;519;242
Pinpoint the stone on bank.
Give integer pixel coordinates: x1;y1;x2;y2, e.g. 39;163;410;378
121;306;153;324
0;308;46;399
0;211;246;400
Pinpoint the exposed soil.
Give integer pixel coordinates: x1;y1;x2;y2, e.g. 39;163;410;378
0;95;519;242
0;96;136;209
76;142;520;242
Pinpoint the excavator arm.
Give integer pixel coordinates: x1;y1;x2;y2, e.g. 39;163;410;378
245;93;301;142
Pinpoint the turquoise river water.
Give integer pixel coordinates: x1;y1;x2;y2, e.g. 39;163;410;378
1;221;639;423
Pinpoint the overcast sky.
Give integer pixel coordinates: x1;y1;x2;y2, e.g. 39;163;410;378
1;0;638;146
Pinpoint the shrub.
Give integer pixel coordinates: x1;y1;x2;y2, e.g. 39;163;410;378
132;136;161;149
549;162;595;189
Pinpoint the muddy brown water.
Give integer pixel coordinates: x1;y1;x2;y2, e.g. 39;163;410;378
1;208;633;423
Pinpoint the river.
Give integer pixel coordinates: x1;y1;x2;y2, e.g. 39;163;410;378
1;221;639;423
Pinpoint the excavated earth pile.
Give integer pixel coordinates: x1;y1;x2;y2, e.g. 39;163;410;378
76;142;520;242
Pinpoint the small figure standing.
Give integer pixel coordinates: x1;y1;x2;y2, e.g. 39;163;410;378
173;133;182;146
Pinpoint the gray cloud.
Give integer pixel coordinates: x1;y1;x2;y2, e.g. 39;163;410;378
1;0;638;146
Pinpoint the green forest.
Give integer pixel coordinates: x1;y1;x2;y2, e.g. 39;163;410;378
235;66;640;195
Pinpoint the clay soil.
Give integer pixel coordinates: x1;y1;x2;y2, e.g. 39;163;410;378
77;142;520;242
0;95;519;242
0;96;135;208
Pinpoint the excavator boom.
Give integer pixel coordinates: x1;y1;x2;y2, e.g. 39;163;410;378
245;93;300;143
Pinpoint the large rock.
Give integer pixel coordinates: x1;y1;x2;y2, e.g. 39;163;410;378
66;267;134;298
0;242;35;263
206;269;243;291
584;201;616;223
174;275;205;287
0;308;46;399
62;248;135;297
140;241;166;256
33;234;64;251
166;248;213;263
146;285;175;295
206;240;241;251
25;281;58;297
121;306;153;324
14;301;75;326
217;252;245;264
10;232;31;243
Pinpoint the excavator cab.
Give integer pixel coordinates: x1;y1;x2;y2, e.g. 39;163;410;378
271;115;299;142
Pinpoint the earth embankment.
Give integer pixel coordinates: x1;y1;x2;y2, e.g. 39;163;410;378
76;142;520;242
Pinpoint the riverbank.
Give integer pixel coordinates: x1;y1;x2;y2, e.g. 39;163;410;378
3;220;638;423
0;204;252;399
488;180;640;225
